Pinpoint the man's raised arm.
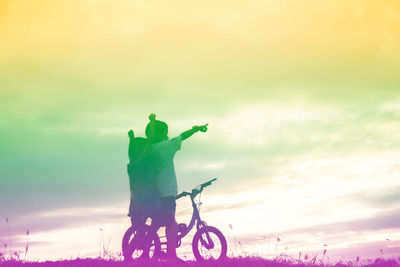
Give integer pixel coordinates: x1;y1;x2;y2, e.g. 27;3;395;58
180;123;208;141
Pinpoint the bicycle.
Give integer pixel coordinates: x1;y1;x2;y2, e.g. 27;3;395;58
122;178;227;261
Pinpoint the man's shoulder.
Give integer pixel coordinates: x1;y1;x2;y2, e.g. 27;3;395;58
167;136;181;151
153;136;181;147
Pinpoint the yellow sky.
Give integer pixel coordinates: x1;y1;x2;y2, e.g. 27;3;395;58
1;0;400;262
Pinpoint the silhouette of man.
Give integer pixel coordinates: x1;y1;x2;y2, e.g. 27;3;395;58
127;132;159;223
145;114;207;261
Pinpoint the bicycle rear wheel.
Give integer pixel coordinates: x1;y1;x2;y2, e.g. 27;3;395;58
192;226;227;261
122;226;161;261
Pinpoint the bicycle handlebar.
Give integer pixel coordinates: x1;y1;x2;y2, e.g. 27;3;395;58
176;191;189;199
199;178;217;188
176;178;217;200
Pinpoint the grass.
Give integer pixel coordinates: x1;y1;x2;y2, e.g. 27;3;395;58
2;218;400;266
1;257;400;267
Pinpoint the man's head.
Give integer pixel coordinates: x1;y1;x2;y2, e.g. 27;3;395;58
146;119;168;143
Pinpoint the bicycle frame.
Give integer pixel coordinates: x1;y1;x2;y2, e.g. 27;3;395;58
159;178;217;247
177;192;202;241
154;191;202;249
122;178;227;261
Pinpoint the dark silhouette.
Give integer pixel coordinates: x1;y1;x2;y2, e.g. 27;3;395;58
127;131;159;222
145;114;208;261
124;114;226;262
127;130;162;260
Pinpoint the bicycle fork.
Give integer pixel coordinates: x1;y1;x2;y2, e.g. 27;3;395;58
196;220;215;249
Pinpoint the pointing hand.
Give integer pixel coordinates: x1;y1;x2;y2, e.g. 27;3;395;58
199;123;208;132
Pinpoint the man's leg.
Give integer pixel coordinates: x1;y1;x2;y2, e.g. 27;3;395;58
166;220;178;258
160;196;178;259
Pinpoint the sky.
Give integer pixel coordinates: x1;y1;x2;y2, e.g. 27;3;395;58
1;0;400;263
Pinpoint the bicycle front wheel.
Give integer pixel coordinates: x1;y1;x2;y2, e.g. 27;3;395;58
192;226;227;261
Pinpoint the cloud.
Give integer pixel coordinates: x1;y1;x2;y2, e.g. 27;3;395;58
0;205;126;240
175;199;264;216
288;209;400;236
343;186;400;208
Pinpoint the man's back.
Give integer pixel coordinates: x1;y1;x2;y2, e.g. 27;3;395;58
151;136;182;198
127;158;159;212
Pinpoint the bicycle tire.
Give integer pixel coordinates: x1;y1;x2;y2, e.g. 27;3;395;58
192;226;227;261
122;225;161;261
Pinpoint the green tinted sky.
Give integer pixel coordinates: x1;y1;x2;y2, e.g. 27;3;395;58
1;0;400;261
